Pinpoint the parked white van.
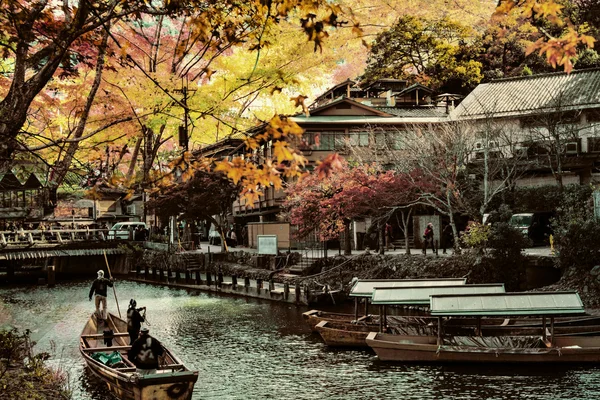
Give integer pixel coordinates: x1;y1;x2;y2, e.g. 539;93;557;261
107;222;147;240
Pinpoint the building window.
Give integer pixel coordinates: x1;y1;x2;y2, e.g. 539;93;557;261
304;131;347;151
348;131;369;147
588;137;600;153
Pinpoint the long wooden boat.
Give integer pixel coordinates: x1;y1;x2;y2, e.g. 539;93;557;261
366;291;600;363
304;278;469;332
316;317;600;347
366;332;600;363
302;309;376;332
315;320;433;348
79;313;199;400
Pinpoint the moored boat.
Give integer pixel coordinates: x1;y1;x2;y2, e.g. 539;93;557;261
303;278;468;332
366;291;600;363
79;313;199;400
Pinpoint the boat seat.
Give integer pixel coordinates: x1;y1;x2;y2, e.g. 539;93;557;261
115;364;184;373
82;333;130;339
82;345;131;353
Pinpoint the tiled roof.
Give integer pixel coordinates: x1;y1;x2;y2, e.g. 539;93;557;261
375;107;448;118
453;68;600;119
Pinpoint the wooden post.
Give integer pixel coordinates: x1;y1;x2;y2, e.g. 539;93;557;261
437;317;442;346
295;282;301;303
185;270;190;284
269;279;275;294
217;271;223;288
232;276;238;288
542;317;547;341
47;264;56;288
206;272;212;286
383;305;387;330
304;285;310;304
477;317;482;336
283;283;289;300
144;266;149;280
354;298;359;321
159;268;164;281
379;305;383;333
244;277;250;292
550;317;555;347
256;279;263;292
167;269;172;283
195;270;201;285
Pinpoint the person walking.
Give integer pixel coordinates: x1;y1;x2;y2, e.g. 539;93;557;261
88;270;114;321
126;299;146;344
385;223;394;250
422;222;435;255
128;327;164;375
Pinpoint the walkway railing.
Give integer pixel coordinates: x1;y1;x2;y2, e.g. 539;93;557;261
0;229;109;247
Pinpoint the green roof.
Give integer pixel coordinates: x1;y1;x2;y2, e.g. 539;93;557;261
349;278;466;298
371;284;505;306
430;292;585;317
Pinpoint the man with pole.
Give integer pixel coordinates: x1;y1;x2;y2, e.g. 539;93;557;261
89;270;114;322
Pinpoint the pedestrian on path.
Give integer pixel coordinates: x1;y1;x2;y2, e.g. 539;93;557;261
422;222;435;255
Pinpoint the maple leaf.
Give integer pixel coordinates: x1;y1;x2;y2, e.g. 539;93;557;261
315;153;345;179
290;95;310;117
273;141;294;164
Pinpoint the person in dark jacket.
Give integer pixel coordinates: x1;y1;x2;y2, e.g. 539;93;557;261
89;270;114;321
126;299;146;344
128;327;164;375
422;222;435;255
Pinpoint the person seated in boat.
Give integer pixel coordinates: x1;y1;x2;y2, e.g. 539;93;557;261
128;327;164;375
127;299;146;344
88;270;114;321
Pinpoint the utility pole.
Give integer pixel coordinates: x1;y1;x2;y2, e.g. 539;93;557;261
174;79;196;152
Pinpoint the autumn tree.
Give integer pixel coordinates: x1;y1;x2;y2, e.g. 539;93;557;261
0;0;358;167
146;168;240;251
361;15;483;92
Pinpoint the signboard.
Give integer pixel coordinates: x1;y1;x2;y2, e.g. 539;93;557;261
257;235;278;255
594;190;600;220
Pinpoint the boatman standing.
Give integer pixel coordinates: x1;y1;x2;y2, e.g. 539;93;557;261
89;270;114;321
128;327;164;375
126;299;146;344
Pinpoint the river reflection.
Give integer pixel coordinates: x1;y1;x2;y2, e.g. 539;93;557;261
2;281;600;400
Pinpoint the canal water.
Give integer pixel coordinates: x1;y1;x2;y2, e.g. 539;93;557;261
1;281;600;400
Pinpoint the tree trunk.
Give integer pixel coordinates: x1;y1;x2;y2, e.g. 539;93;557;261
126;136;143;180
49;28;110;188
344;219;352;256
378;222;385;255
0;2;91;164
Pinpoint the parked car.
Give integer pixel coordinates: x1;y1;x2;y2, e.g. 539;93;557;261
107;222;147;240
509;212;553;245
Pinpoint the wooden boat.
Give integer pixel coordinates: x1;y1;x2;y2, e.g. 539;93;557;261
311;284;600;347
79;313;199;400
366;332;600;363
366;291;600;363
315;319;432;347
304;278;468;332
302;309;375;332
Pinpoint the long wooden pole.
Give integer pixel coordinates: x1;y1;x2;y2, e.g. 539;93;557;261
103;251;121;318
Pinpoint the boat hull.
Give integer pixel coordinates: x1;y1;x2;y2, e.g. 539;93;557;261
366;332;600;363
80;313;198;400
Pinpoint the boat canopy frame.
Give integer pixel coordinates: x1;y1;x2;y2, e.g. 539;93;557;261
371;284;505;306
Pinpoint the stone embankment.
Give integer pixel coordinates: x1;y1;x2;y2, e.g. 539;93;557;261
131;248;576;306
